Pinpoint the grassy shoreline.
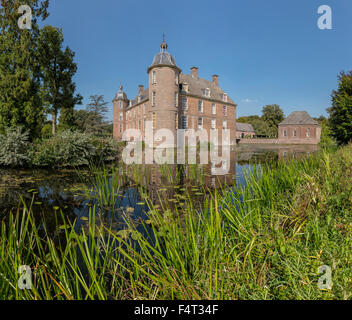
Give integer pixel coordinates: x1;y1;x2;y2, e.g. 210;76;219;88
1;145;352;300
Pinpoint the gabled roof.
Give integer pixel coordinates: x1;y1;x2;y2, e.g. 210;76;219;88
236;122;255;132
179;74;236;105
279;111;319;126
129;88;149;108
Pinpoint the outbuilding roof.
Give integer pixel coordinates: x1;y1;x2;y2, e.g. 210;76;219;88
236;122;255;132
279;111;319;126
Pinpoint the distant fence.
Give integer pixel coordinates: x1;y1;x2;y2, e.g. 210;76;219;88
238;138;320;145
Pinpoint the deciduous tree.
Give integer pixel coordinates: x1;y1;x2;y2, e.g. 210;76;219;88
37;25;82;135
328;71;352;145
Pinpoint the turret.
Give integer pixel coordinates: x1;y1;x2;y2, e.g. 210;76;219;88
113;85;128;140
147;36;181;146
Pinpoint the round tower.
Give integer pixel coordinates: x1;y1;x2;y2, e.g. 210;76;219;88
113;85;128;140
147;37;181;147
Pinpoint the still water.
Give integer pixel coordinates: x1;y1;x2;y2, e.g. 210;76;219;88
0;144;318;233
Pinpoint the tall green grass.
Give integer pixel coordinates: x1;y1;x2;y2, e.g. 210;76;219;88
1;145;352;300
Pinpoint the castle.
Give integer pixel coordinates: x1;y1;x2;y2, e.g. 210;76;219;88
113;38;237;146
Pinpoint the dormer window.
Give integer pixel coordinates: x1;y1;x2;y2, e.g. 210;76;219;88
129;101;132;107
138;95;141;103
182;83;189;93
152;71;156;84
205;88;210;97
223;93;228;102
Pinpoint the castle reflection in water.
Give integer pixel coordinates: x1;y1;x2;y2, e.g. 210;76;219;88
122;144;319;202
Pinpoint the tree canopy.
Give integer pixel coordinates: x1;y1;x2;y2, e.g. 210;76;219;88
0;0;50;137
37;25;82;135
328;71;352;145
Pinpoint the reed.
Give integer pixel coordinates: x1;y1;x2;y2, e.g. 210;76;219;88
1;144;352;300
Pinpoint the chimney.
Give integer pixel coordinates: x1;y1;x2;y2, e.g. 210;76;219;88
212;75;219;86
138;85;144;95
190;67;198;79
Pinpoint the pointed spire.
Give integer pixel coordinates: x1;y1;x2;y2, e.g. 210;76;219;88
160;32;168;52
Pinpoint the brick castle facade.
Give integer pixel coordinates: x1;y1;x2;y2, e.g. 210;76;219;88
113;39;237;146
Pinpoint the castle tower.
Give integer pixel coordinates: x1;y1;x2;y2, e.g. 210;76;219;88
113;85;128;140
147;36;181;147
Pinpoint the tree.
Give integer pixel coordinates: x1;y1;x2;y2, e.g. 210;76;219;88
0;0;50;138
262;104;285;138
327;71;352;145
37;25;82;135
237;115;272;137
84;95;109;136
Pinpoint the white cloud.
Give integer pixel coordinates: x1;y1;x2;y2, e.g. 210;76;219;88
242;98;257;103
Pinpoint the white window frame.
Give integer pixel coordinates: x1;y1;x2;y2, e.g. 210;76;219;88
175;92;178;107
152;71;156;84
152;91;156;107
306;128;311;138
181;116;188;129
212;103;216;115
223;105;227;116
182;97;188;110
198;100;203;113
223;120;227;129
211;119;216;129
198;117;203;129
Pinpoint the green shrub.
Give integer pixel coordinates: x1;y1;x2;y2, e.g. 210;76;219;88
0;127;30;167
32;130;119;167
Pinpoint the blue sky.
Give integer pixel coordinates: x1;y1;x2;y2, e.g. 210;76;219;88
42;0;352;120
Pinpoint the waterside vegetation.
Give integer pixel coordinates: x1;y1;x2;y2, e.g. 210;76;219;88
1;144;352;300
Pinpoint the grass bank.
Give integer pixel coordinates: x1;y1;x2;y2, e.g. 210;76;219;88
1;145;352;300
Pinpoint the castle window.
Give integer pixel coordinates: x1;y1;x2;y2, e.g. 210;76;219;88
182;97;188;110
205;88;210;97
119;124;122;133
152;91;156;107
212;103;216;115
223;105;227;116
293;130;297;137
306;128;311;138
181;116;188;129
152;71;156;84
223;93;228;102
182;83;189;93
119;101;123;109
175;92;178;107
211;119;216;129
152;112;156;130
283;130;287;137
198;117;203;129
119;112;123;121
198;100;203;113
223;120;227;129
